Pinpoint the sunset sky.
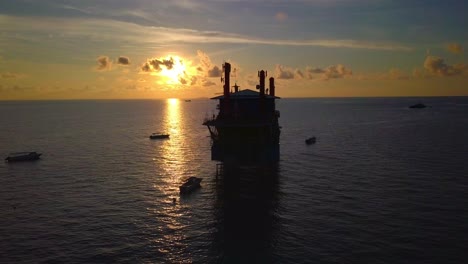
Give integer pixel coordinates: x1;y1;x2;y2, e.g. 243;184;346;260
0;0;466;100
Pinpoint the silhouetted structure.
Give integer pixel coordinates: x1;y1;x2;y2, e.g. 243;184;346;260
409;103;427;109
203;63;281;164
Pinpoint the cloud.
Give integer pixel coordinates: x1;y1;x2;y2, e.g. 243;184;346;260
306;67;325;74
295;69;304;79
196;50;222;77
275;65;296;79
179;77;188;85
321;64;352;80
202;80;216;87
446;43;464;54
275;12;288;22
304;65;353;80
1;72;25;79
208;66;222;77
275;64;352;81
96;56;112;71
117;56;130;65
0;15;413;51
141;57;174;72
190;77;198;86
424;56;468;77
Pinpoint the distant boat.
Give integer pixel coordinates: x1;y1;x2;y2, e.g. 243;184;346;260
185;99;192;102
149;133;170;139
5;152;42;162
179;177;202;194
409;103;426;109
305;137;316;145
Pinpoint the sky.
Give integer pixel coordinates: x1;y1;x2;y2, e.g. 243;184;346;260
0;0;467;100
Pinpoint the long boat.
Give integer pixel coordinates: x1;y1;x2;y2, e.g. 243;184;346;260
149;133;170;139
5;152;42;162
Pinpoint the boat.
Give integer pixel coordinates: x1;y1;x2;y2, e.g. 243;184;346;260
305;137;316;145
179;177;202;194
5;152;42;162
409;103;426;109
185;99;192;102
203;62;281;164
149;133;169;139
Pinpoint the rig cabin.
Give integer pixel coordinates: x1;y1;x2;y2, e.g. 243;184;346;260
203;62;281;164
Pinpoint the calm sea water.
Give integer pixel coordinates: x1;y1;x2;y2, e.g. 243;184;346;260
1;97;467;263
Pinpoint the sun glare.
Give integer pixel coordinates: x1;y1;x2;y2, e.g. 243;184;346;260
160;56;186;84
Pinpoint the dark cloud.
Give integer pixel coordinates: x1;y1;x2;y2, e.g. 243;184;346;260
424;56;467;76
179;77;187;84
117;56;130;65
203;80;216;86
208;66;222;77
141;57;174;72
96;56;111;71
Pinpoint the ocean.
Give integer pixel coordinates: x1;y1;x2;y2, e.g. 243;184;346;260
1;97;467;263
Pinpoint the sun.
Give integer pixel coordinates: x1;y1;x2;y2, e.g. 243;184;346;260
159;56;186;84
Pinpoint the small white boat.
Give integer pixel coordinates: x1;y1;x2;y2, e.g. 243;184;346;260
179;177;202;194
149;133;170;139
5;152;42;162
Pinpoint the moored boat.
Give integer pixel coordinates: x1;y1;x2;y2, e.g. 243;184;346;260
5;152;42;162
409;103;426;109
149;133;170;139
305;137;316;145
179;177;202;194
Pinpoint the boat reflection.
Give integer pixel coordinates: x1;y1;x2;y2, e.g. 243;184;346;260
211;165;281;263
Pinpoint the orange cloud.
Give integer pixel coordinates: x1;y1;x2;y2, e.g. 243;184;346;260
446;43;464;54
96;56;112;71
275;64;352;81
424;56;468;77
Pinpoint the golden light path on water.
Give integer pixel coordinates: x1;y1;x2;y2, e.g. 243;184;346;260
150;98;192;261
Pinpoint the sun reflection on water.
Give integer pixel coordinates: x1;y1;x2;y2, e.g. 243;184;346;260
147;98;193;261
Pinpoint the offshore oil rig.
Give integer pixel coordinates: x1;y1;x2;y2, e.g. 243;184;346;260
203;63;281;164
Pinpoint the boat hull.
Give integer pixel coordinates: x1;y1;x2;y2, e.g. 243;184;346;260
179;177;202;194
5;152;42;162
149;134;169;139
